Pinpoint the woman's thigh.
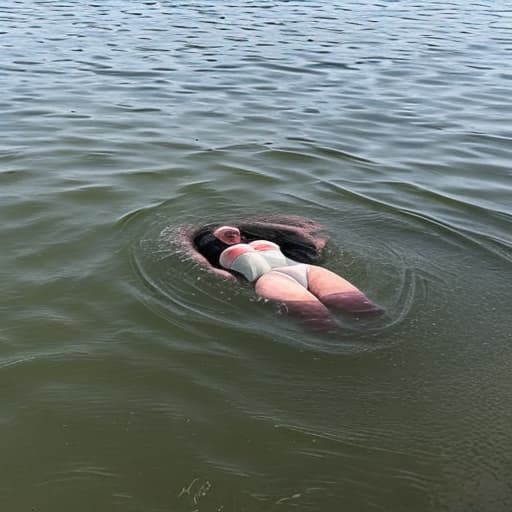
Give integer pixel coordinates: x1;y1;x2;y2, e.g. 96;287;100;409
306;265;360;298
255;270;321;303
307;265;382;314
256;270;333;319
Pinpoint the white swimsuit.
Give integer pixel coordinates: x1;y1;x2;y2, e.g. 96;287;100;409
219;240;309;287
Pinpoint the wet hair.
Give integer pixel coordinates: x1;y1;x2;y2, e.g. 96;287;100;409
237;222;321;263
192;222;321;269
192;224;229;267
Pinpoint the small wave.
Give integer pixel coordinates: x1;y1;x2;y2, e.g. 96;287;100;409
319;178;512;265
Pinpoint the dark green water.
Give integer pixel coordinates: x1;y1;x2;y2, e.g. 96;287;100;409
1;1;512;511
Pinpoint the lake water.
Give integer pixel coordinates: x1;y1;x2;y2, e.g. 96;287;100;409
1;1;512;511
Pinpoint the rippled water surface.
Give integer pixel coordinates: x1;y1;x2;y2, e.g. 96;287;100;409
1;1;512;511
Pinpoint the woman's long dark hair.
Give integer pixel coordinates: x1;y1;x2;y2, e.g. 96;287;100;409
192;221;323;269
192;224;229;267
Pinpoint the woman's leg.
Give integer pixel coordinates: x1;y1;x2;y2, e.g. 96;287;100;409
307;266;383;315
255;271;333;327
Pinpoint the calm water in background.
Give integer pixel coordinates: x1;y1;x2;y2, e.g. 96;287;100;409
1;1;512;511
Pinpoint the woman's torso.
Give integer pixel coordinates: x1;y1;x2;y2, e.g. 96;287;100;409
219;240;304;283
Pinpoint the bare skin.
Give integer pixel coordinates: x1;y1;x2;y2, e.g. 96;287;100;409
213;226;381;320
213;226;242;245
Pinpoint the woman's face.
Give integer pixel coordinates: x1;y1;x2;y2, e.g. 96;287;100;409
213;226;241;245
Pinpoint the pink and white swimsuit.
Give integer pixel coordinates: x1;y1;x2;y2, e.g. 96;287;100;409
219;240;309;287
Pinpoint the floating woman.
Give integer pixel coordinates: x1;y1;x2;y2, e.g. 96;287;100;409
183;216;382;327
